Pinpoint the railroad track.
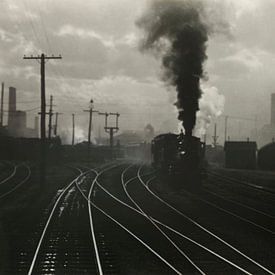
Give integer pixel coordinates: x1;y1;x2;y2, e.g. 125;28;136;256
78;163;271;274
77;163;184;274
208;171;275;195
0;163;31;200
206;171;275;216
136;165;274;274
25;167;102;275
12;162;275;274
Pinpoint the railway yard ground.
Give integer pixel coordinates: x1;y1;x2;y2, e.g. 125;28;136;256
0;160;274;274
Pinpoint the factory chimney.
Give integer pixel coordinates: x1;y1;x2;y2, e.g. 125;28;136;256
34;116;39;138
271;93;275;125
8;87;16;127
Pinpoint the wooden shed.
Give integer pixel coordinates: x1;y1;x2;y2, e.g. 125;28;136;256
224;141;257;170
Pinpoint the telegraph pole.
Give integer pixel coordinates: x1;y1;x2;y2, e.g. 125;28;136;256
83;99;98;145
23;53;62;187
0;82;4;127
54;112;63;136
72;113;75;146
23;54;62;140
48;95;54;139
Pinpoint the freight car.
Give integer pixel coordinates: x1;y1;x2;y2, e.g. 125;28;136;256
151;133;206;186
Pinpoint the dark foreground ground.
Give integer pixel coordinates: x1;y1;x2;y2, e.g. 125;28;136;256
0;160;274;274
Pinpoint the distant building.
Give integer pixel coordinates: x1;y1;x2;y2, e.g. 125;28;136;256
259;93;275;146
224;141;257;170
6;87;38;138
114;130;144;145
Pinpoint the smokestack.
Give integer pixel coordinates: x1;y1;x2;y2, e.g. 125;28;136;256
8;87;16;127
0;83;4;127
271;93;275;125
34;116;39;138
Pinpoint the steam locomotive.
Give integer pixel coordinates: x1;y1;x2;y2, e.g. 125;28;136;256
151;133;206;186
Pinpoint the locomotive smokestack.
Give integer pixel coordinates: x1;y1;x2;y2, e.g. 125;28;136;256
137;0;212;136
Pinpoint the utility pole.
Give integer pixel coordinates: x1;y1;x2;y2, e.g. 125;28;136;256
83;99;98;145
23;53;62;187
224;115;228;144
0;82;4;127
99;112;120;148
23;54;62;140
48;95;54;139
72;113;75;146
212;123;219;148
54;112;63;136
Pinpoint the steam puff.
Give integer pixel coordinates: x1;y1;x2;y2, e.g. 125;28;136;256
194;85;225;137
60;127;97;145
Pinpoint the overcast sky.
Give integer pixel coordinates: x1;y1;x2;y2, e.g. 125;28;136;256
0;0;274;143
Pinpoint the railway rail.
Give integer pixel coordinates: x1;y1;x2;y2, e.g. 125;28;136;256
0;163;31;200
8;161;274;274
208;171;275;195
206;170;275;216
0;161;17;185
138;165;274;275
76;164;184;274
27;167;101;275
76;163;274;274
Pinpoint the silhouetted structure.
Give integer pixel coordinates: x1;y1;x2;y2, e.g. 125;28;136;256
224;141;257;170
271;94;275;125
258;142;275;171
6;87;38;138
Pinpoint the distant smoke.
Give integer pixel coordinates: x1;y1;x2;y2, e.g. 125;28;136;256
60;127;97;145
137;0;229;136
194;85;224;137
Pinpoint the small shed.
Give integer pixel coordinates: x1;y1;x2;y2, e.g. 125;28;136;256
224;141;257;170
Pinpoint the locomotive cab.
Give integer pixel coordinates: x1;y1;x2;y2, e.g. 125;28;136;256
151;133;206;187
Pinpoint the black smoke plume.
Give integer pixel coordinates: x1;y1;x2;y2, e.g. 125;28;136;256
137;0;209;136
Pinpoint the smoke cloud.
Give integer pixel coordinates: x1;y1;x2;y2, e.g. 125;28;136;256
137;0;229;136
60;127;97;145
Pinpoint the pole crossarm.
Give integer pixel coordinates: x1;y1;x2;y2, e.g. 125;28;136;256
23;55;62;60
23;53;62;141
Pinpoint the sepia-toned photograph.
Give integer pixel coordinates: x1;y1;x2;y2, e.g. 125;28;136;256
0;0;274;274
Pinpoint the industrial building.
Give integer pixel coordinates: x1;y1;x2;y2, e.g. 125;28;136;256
259;93;275;146
0;86;39;138
224;141;257;170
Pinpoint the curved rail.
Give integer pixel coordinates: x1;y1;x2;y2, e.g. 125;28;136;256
138;166;274;275
0;164;31;199
76;164;183;275
0;163;17;185
27;168;85;275
122;165;206;275
93;173;253;274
